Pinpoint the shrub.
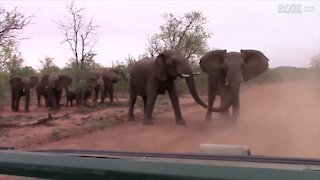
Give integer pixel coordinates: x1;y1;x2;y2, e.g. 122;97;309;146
0;72;9;105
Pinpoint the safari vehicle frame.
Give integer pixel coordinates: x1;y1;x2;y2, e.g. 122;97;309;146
0;149;320;180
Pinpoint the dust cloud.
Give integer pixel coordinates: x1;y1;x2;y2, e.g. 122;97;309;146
33;73;320;159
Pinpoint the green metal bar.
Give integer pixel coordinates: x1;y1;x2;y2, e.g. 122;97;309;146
0;150;319;180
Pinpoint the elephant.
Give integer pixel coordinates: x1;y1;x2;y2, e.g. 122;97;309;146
36;74;72;110
90;75;104;107
77;88;92;106
91;68;124;105
36;83;48;107
9;76;39;112
128;50;207;125
65;87;78;107
199;49;269;120
65;85;92;107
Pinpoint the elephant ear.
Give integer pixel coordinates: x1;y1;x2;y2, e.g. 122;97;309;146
199;50;227;74
155;52;167;81
29;76;39;88
9;77;21;86
241;49;269;81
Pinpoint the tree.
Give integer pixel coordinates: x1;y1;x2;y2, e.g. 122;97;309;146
15;66;36;76
39;56;60;74
310;54;320;68
0;7;31;72
65;52;102;70
146;11;212;63
0;39;23;73
0;7;32;44
56;1;98;71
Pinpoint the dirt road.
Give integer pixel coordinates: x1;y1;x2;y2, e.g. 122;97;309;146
32;82;320;159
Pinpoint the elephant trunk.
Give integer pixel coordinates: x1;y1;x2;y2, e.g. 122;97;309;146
24;89;30;111
210;82;240;112
185;76;207;108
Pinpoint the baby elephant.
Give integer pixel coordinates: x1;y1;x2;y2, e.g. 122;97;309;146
77;88;92;106
65;87;79;107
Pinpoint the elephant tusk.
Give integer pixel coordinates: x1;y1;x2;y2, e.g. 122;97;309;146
180;73;190;78
192;72;200;76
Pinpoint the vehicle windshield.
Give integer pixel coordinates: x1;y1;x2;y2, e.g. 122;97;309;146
0;0;319;179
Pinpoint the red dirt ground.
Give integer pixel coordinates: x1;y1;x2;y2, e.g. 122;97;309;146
1;81;320;159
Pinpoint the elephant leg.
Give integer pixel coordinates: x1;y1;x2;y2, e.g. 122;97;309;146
45;95;49;107
100;91;104;104
231;95;240;120
143;84;158;125
142;96;147;114
100;88;106;104
49;92;58;110
56;91;62;108
11;89;15;111
15;94;21;111
127;89;137;121
70;99;73;107
93;87;98;106
206;84;215;121
167;83;185;125
76;98;79;106
37;93;41;107
220;92;230;119
24;92;30;112
206;95;215;121
109;85;114;103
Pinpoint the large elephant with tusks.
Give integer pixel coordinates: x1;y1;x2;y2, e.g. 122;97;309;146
200;49;269;121
128;50;207;125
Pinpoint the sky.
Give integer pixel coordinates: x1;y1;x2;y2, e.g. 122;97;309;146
1;0;320;69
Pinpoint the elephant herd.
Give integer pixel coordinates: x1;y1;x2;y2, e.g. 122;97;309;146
9;68;124;112
9;49;269;125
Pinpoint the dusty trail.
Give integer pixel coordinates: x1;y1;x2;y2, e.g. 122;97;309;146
34;82;320;158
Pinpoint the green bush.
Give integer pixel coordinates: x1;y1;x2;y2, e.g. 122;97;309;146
0;72;9;105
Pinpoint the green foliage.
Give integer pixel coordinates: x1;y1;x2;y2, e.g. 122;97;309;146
0;39;24;73
111;55;136;93
0;7;31;72
146;11;212;64
0;72;9;104
13;66;36;76
50;128;61;141
39;56;60;74
65;53;103;71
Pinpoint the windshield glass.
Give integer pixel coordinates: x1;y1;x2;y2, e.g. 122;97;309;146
0;0;319;168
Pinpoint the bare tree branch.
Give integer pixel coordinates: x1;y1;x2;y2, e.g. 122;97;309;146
55;1;98;73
